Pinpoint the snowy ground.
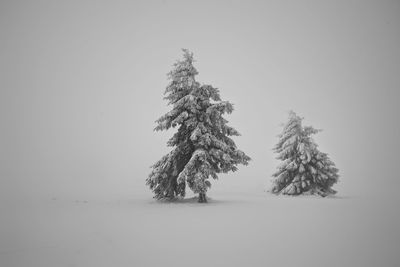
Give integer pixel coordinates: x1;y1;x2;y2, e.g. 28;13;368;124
2;188;399;267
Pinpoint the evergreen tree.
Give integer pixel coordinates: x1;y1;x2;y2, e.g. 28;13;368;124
146;49;250;203
271;111;339;197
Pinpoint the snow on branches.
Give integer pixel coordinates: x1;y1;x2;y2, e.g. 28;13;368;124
271;111;339;197
146;49;250;202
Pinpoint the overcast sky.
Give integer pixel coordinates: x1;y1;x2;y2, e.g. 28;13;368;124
1;0;400;200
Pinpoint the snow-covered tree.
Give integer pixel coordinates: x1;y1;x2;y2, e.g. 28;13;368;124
146;49;250;203
271;111;339;197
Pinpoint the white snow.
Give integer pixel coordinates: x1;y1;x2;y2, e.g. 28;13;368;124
2;189;399;267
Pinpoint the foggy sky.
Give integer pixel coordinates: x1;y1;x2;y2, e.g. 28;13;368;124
1;0;400;200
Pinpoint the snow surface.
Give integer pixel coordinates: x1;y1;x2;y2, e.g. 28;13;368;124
2;189;399;267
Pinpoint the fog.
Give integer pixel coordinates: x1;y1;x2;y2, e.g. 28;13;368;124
1;1;400;266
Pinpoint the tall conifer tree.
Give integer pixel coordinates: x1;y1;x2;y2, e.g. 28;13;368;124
147;50;250;202
271;111;339;197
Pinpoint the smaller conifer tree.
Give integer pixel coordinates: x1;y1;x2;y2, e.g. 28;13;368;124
271;111;339;197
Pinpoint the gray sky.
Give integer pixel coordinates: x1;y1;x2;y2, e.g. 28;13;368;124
1;0;400;200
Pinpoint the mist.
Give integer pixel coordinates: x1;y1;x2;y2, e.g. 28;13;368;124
1;1;400;266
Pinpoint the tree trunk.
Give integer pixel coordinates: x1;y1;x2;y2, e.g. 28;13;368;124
203;193;207;203
166;177;177;199
198;193;207;203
